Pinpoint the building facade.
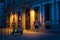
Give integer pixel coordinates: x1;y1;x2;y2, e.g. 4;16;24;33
0;0;60;32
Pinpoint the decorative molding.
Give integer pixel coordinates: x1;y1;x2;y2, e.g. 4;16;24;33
42;1;53;5
31;4;41;9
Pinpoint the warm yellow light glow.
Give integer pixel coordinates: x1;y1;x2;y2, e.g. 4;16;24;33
30;9;35;30
10;13;13;28
22;12;26;30
19;17;21;20
22;10;35;30
40;12;43;23
10;12;18;28
30;10;35;15
14;14;18;28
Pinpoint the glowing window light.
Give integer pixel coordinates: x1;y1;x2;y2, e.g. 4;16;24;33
30;9;35;30
30;9;35;15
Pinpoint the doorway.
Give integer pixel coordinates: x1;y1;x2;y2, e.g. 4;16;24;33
25;8;30;30
44;4;51;29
